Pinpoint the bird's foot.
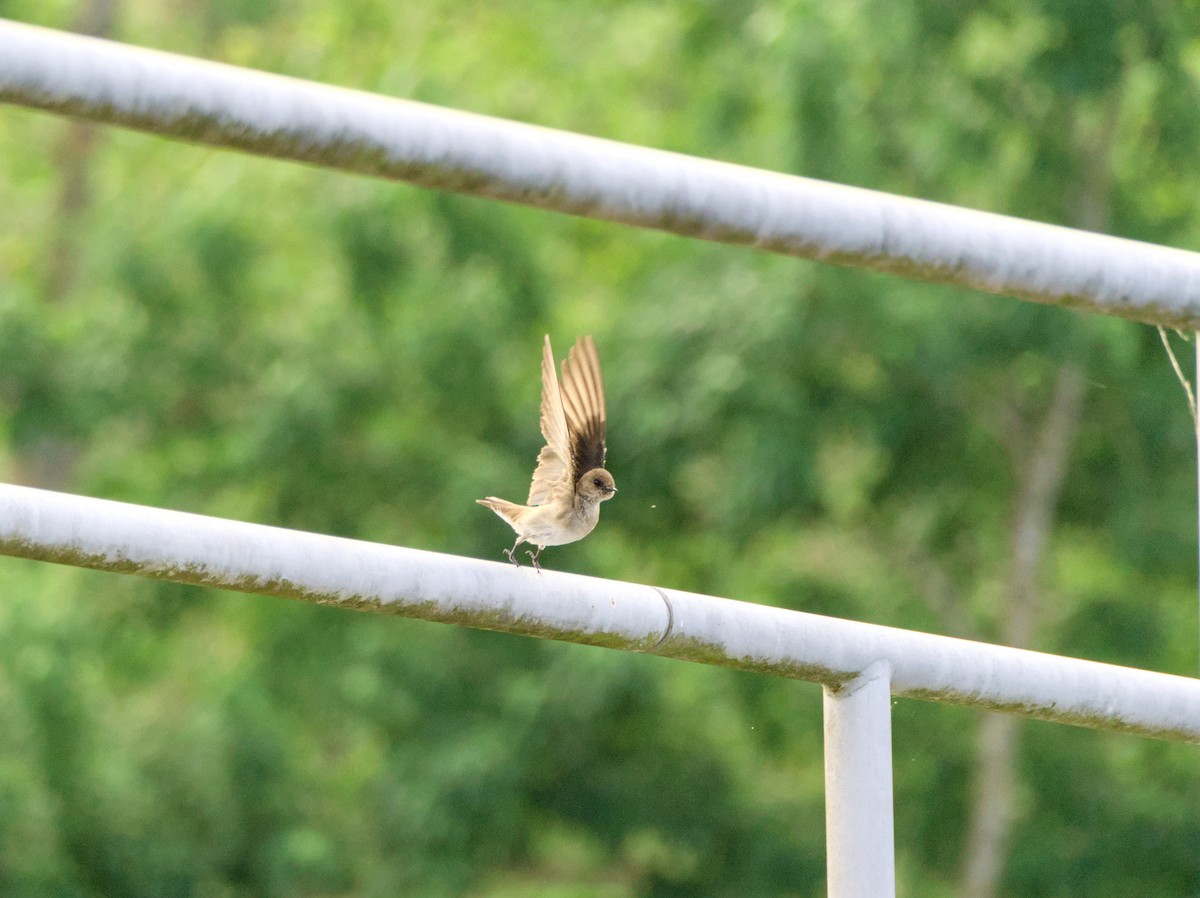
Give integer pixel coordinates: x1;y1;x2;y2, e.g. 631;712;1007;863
525;550;543;574
502;548;522;568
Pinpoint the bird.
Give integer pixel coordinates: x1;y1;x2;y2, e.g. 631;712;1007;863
477;335;617;572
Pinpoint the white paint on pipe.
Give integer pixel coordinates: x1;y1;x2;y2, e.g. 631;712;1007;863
1;483;1199;743
2;20;1200;326
654;587;1200;739
824;661;895;898
0;483;670;650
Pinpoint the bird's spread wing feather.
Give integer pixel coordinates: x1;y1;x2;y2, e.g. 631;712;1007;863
559;335;607;483
527;335;572;506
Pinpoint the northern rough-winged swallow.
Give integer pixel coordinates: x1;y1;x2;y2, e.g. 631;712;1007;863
477;335;617;571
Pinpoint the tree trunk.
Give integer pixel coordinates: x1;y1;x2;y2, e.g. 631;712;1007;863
959;363;1085;898
10;0;119;489
958;92;1115;898
43;0;118;305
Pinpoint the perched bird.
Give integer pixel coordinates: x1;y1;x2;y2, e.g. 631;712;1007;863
478;335;617;571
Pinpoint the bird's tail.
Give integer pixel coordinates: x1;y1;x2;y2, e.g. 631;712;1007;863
476;496;525;526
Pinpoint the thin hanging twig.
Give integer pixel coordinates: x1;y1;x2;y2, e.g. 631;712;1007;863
1158;326;1198;427
1158;325;1200;674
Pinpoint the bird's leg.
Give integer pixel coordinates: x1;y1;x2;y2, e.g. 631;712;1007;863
502;537;523;568
525;546;543;574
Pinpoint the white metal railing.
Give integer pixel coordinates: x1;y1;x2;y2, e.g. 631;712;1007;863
3;483;1198;740
5;20;1200;897
3;18;1200;329
1;483;1200;897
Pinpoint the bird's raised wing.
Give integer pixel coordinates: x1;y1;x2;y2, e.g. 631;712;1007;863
559;335;607;484
527;335;573;506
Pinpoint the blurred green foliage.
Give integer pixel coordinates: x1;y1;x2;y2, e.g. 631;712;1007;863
1;0;1200;895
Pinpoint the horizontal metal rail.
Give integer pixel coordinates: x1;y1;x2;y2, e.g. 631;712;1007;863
0;482;1198;742
3;19;1200;327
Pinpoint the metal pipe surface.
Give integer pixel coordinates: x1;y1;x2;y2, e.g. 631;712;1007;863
824;661;896;898
3;19;1200;327
1;483;1199;742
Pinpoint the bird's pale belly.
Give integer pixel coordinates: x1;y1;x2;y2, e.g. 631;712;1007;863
518;503;600;547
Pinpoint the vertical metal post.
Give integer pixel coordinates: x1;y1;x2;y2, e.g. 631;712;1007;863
824;660;895;898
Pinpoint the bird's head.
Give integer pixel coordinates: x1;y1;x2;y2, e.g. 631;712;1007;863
578;468;617;503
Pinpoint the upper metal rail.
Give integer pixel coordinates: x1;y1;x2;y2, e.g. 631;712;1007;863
3;19;1200;327
0;482;1198;743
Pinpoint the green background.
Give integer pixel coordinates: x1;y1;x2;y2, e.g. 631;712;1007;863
0;1;1198;895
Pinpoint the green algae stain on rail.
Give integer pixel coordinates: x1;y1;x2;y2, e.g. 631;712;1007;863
649;633;858;688
0;536;151;576
377;598;665;652
0;535;347;602
901;686;1200;745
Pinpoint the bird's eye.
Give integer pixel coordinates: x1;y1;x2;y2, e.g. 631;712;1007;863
593;478;603;487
